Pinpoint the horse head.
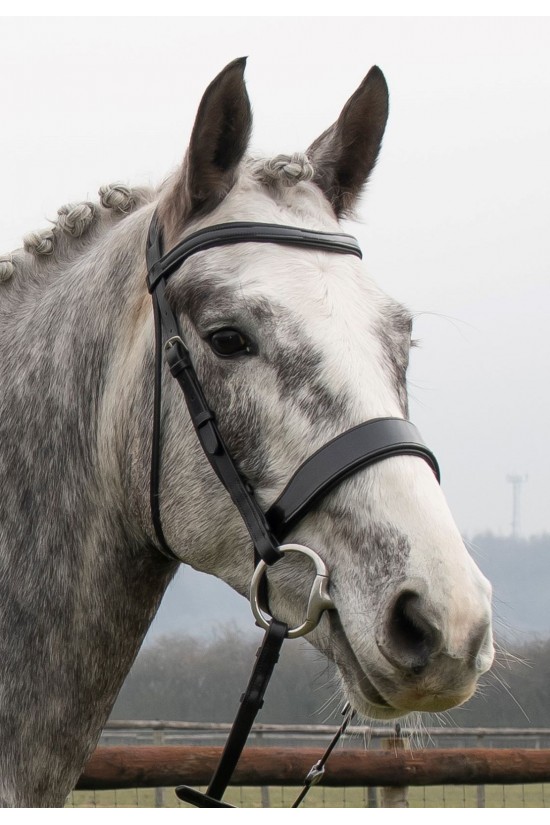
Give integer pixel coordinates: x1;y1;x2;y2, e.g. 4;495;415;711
147;58;494;719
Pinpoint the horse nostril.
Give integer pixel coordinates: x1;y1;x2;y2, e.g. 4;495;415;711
377;589;443;673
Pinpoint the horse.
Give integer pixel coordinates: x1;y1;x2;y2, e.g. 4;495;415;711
0;58;494;807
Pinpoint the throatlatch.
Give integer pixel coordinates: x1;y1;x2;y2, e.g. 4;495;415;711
146;212;440;807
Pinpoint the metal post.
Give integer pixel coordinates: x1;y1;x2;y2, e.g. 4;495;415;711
153;728;165;807
380;725;409;808
256;732;271;808
476;732;485;808
507;474;527;538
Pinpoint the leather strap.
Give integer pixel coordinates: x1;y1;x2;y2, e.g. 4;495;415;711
162;329;283;567
147;220;362;293
266;418;440;538
175;619;288;806
291;703;355;807
149;289;178;560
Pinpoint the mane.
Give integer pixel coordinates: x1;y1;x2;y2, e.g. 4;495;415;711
0;154;315;287
0;183;155;285
0;152;320;290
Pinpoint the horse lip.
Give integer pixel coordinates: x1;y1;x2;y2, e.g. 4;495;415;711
326;611;396;712
354;673;394;710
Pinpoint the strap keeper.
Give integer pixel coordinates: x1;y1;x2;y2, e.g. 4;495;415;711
147;263;164;293
164;337;190;376
198;420;221;456
194;410;214;428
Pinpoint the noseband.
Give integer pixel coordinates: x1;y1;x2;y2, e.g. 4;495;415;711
146;214;440;807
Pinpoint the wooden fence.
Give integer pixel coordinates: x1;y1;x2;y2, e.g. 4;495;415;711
78;745;550;790
73;721;550;807
75;723;550;807
101;720;550;747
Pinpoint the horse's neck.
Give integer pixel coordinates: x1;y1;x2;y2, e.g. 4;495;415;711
0;216;177;807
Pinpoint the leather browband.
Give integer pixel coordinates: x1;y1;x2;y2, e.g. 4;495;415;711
266;418;440;538
147;220;362;293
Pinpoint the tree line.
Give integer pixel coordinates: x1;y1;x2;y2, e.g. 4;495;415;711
112;626;341;724
112;533;550;727
111;625;550;728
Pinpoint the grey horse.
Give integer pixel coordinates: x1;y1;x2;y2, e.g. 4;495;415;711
0;58;493;807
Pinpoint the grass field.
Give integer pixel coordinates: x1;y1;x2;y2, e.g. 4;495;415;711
67;783;550;808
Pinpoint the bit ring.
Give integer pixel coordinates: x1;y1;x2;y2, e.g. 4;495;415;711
250;544;334;639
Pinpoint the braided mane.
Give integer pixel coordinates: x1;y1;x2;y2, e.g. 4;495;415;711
0;184;154;284
0;154;316;286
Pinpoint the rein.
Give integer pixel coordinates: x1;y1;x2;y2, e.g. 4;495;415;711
146;214;440;807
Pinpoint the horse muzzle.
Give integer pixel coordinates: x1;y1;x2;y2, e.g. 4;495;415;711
333;576;494;718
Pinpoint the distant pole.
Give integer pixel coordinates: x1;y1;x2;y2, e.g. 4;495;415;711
507;475;527;538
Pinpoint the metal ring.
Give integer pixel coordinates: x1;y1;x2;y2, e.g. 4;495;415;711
250;544;335;639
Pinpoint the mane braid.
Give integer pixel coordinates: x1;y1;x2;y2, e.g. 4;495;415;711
0;254;14;282
253;153;315;189
0;184;155;281
56;202;98;239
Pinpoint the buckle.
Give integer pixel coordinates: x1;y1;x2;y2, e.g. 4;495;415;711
164;335;188;354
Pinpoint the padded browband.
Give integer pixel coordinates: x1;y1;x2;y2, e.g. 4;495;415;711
147;221;362;292
266;418;440;538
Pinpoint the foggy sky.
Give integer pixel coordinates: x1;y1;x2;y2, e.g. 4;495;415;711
1;16;549;536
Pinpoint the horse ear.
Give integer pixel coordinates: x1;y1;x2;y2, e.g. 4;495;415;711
307;66;389;217
160;57;252;232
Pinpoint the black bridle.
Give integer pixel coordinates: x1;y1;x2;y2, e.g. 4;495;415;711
146;214;440;807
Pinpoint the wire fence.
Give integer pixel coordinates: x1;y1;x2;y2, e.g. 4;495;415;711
66;783;550;809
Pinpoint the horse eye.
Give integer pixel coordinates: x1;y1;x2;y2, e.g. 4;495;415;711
209;328;252;357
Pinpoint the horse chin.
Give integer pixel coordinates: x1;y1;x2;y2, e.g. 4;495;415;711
328;615;479;721
343;677;476;721
342;677;405;721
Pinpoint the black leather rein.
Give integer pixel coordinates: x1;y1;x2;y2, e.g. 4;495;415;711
145;214;440;807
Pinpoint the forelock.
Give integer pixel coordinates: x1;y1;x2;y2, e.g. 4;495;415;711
250;153;315;190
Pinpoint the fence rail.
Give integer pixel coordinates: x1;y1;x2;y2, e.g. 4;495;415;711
77;745;550;791
104;721;550;736
100;721;550;749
